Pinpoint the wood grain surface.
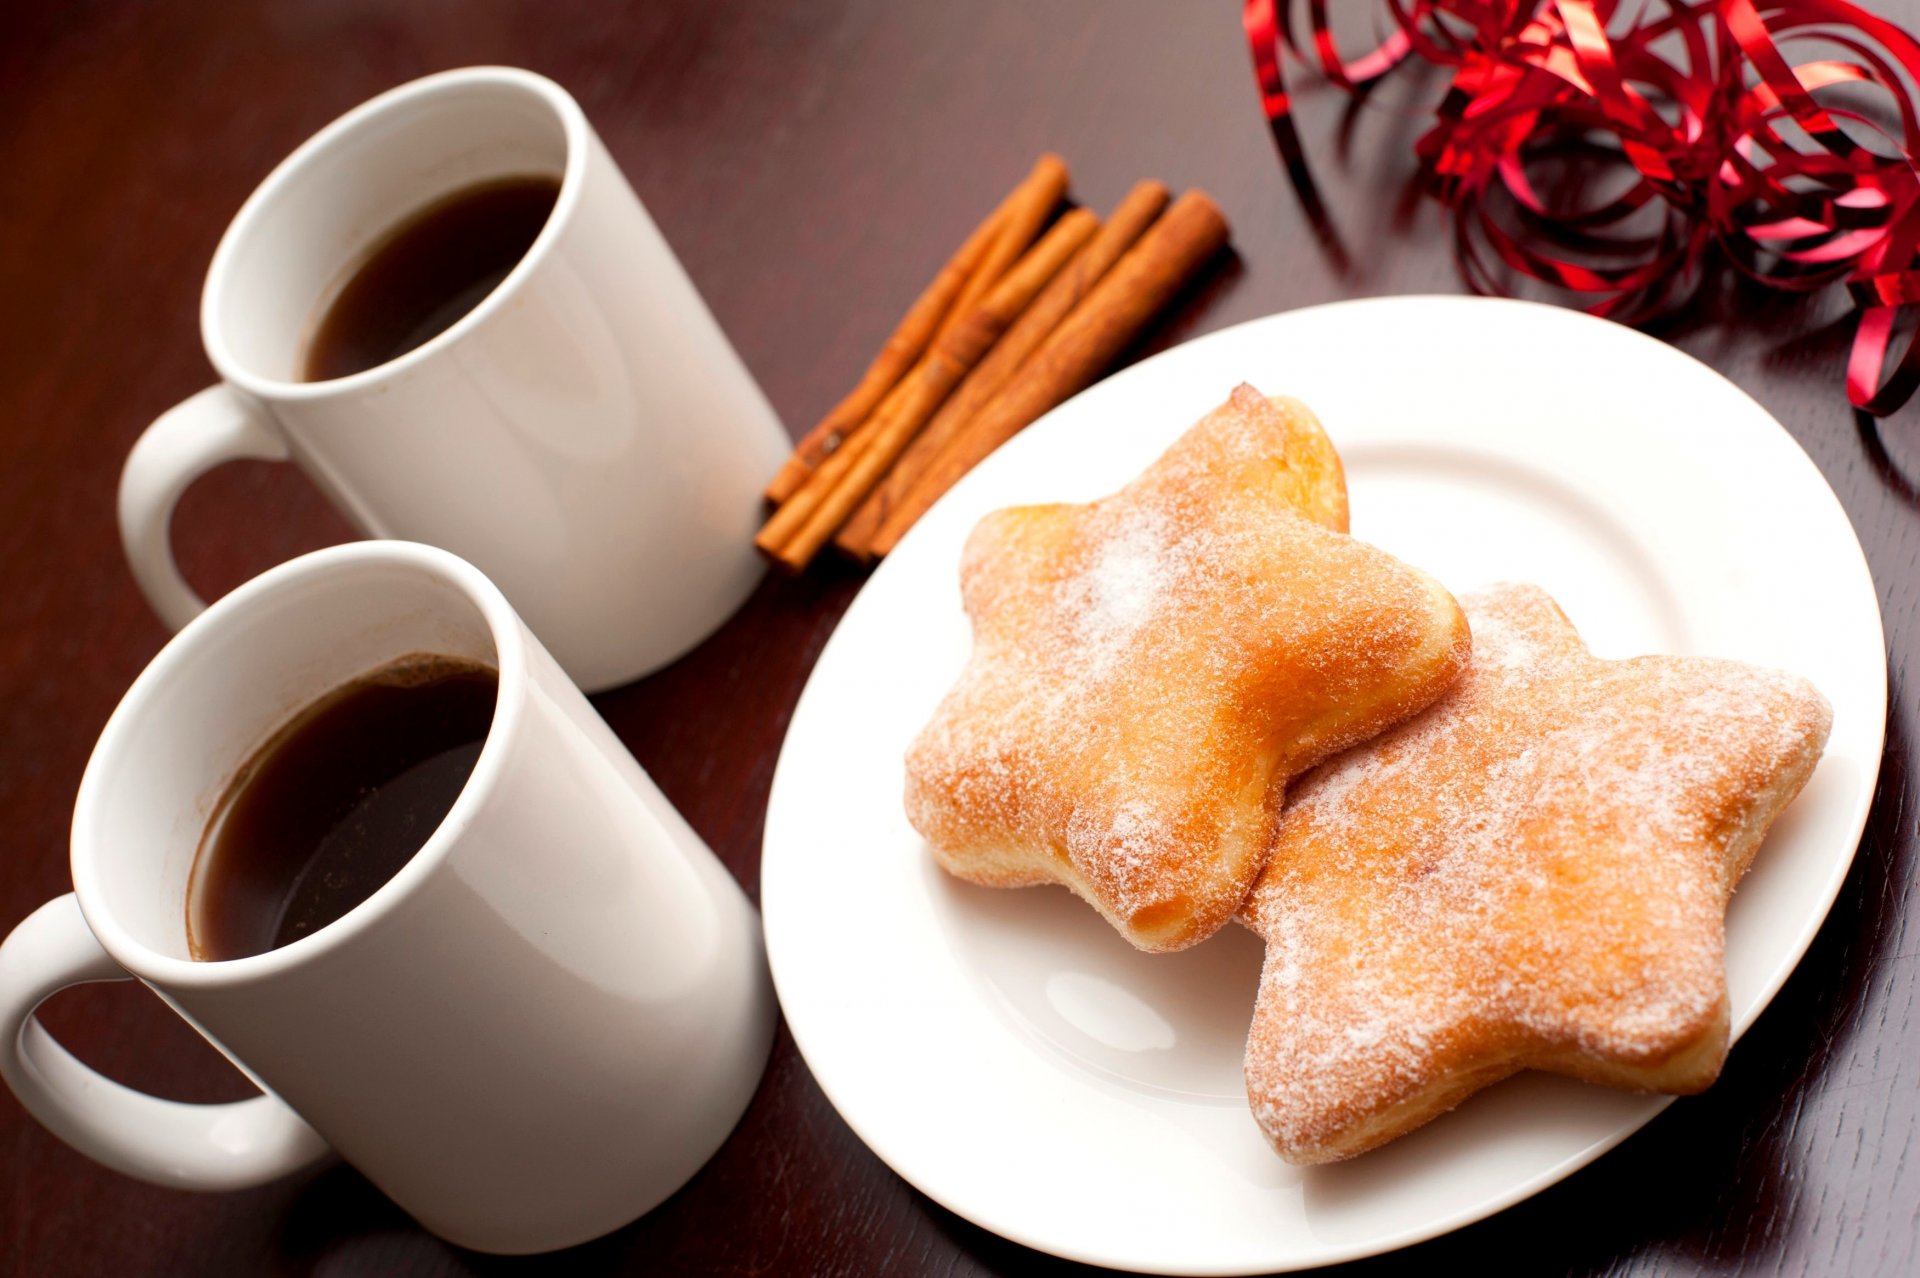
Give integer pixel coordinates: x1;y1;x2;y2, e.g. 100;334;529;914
2;2;1915;1274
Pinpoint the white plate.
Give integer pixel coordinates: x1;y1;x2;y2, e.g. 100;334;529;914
760;296;1887;1274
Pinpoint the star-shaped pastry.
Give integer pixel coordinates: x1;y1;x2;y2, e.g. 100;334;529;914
904;384;1471;951
1242;583;1832;1164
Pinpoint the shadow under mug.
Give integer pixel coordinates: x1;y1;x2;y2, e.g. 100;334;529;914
0;541;776;1254
118;66;789;694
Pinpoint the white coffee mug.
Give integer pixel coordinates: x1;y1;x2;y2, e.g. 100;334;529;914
0;541;776;1254
118;67;788;693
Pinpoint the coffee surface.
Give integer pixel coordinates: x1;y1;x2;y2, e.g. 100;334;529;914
188;654;498;961
301;175;560;382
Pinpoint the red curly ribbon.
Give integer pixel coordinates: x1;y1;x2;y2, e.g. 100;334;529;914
1243;0;1920;415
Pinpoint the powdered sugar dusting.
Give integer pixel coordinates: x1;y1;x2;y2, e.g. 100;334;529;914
1063;507;1173;666
1242;582;1833;1161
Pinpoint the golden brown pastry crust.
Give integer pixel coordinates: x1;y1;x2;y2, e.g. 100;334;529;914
904;384;1469;952
1242;583;1833;1163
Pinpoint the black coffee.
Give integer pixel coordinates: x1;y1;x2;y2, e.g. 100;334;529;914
187;654;498;961
301;175;560;382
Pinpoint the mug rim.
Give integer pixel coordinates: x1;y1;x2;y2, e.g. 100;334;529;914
69;541;530;989
199;65;589;400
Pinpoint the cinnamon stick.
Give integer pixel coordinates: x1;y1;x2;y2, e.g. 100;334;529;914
866;189;1229;558
835;180;1171;559
756;206;1100;571
936;154;1069;345
755;374;912;562
764;154;1069;503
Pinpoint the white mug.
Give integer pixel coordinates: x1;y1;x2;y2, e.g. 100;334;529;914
118;67;789;693
0;541;776;1254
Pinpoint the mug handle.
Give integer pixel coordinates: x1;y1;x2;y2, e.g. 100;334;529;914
0;895;330;1189
118;385;291;632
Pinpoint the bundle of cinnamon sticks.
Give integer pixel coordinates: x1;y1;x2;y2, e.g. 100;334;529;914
756;155;1231;571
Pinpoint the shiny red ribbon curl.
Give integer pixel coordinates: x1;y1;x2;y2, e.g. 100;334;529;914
1243;0;1920;415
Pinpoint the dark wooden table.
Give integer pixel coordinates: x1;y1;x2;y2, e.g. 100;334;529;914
3;2;1915;1274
